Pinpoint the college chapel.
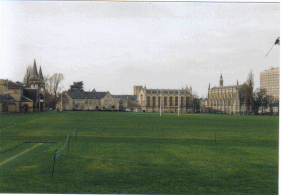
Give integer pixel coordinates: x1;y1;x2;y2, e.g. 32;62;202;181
207;74;251;114
134;85;193;113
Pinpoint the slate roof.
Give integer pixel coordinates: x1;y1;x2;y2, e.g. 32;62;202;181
67;91;108;99
0;94;16;105
112;95;137;100
146;89;191;93
23;89;38;102
8;80;22;89
21;96;33;102
211;84;244;89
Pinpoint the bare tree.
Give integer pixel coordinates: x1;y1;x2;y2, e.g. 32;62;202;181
44;73;64;109
252;89;270;115
245;69;254;113
23;65;33;87
51;73;64;98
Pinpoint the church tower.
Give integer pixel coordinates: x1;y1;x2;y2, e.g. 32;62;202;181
219;73;223;87
29;59;45;111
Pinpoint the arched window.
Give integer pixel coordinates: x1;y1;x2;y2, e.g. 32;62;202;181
164;97;167;106
147;96;151;107
175;97;178;106
158;97;160;107
152;97;156;107
181;97;183;107
169;97;173;106
186;97;189;107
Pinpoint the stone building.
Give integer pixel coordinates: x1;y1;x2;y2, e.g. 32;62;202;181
260;67;279;102
207;74;250;114
112;95;139;111
0;59;46;113
59;82;115;111
133;85;193;113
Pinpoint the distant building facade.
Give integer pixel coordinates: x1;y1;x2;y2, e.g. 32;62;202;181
207;74;251;114
260;67;279;102
0;59;45;113
59;82;116;111
133;85;193;113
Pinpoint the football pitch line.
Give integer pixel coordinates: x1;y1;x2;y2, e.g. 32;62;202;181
0;143;43;167
0;114;51;131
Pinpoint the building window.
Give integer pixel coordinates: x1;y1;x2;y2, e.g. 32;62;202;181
169;97;173;106
147;96;150;107
164;97;167;106
152;97;156;107
181;97;184;107
186;97;189;107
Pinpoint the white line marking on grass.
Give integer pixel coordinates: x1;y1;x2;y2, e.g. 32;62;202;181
0;114;51;131
0;143;43;167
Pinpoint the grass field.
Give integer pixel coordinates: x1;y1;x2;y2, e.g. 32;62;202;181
0;111;278;194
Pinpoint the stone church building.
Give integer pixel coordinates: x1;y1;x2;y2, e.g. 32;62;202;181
0;59;46;112
207;74;251;114
134;85;193;113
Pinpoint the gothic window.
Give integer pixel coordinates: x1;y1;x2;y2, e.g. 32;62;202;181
85;100;88;105
35;84;38;89
158;97;160;107
164;97;167;106
31;84;34;89
175;97;178;106
147;96;151;106
152;97;156;107
181;97;183;107
186;97;189;107
169;97;173;106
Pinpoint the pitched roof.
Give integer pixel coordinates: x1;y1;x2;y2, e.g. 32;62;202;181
23;88;38;101
0;94;16;105
112;95;137;100
211;84;244;89
67;91;108;99
146;89;191;93
7;80;22;89
21;95;33;102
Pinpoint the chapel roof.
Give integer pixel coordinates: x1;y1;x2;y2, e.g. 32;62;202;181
112;95;137;100
211;84;244;89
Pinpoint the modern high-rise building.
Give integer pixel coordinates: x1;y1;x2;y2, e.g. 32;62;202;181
260;67;279;102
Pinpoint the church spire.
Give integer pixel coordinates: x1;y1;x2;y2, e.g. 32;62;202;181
33;59;38;77
39;66;44;81
219;73;223;87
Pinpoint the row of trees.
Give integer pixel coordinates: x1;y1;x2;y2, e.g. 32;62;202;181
23;65;64;110
239;69;277;115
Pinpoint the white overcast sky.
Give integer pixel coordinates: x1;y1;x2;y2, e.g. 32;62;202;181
1;1;279;97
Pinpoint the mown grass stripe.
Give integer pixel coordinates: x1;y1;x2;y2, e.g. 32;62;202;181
0;143;43;166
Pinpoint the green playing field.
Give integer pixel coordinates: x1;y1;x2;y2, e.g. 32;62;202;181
0;111;278;194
